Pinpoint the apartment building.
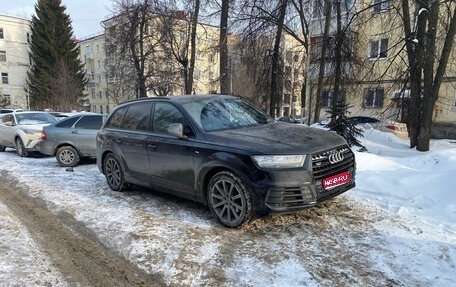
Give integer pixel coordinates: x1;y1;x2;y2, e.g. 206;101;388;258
0;14;31;110
78;33;114;114
77;10;220;113
307;0;456;126
281;34;307;119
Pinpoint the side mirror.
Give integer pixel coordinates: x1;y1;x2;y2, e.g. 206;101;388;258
167;123;188;140
4;121;14;127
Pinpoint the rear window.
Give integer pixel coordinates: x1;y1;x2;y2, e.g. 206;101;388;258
75;115;103;130
105;107;127;129
122;103;152;131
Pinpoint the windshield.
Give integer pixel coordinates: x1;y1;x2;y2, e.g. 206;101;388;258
15;113;57;125
183;98;273;132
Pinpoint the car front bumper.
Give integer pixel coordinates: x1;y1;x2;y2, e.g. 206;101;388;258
250;167;355;214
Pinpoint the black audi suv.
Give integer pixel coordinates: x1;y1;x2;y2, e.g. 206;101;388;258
96;94;356;228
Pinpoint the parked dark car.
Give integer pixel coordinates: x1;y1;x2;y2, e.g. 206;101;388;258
275;116;298;123
40;113;106;167
96;95;356;228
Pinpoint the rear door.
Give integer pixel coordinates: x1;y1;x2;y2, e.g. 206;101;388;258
70;115;105;155
104;103;153;183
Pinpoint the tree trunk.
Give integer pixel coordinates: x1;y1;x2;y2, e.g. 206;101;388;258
187;0;200;94
220;0;230;94
313;0;332;123
331;0;343;122
270;0;288;117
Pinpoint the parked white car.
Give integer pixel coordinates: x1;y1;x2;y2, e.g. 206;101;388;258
0;111;57;156
348;116;409;139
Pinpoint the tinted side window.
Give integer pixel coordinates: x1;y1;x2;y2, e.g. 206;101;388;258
55;117;79;128
153;102;188;134
122;102;152;131
105;107;127;128
75;115;103;130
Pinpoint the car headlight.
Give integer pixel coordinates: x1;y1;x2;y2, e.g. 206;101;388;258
251;155;306;169
21;128;40;134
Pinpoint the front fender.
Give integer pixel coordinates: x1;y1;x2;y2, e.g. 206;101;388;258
194;151;262;204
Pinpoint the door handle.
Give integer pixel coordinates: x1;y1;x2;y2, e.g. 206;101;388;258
114;139;122;144
71;130;78;134
147;143;157;150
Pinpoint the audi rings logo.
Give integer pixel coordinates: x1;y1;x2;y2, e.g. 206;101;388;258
328;152;344;164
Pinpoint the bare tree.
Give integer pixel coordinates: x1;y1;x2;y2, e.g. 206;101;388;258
49;60;83;111
402;0;456;151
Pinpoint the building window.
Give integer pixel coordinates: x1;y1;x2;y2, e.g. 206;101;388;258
369;38;388;59
294;53;299;62
321;90;346;107
321;90;333;107
1;73;8;84
99;91;102;99
0;28;3;39
106;105;109;114
372;0;391;13
0;51;6;62
312;0;355;18
100;105;103;114
364;88;384;108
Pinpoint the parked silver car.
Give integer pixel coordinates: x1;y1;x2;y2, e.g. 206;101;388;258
0;111;57;156
40;113;106;167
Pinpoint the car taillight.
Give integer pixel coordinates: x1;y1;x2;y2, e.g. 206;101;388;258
385;125;398;131
41;130;47;140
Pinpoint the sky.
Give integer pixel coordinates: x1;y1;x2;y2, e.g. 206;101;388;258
0;0;113;39
0;124;455;286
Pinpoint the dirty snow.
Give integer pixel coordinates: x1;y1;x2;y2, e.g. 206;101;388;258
0;128;455;286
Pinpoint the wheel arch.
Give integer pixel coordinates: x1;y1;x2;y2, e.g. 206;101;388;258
199;162;254;207
55;143;80;155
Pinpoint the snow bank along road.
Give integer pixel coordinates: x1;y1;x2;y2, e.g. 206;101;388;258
0;142;454;286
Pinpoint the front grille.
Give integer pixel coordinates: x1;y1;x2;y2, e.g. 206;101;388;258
312;145;355;183
265;187;316;211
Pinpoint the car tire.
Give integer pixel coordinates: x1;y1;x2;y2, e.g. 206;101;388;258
207;171;254;228
56;146;80;167
103;153;128;191
15;138;28;157
0;145;5;152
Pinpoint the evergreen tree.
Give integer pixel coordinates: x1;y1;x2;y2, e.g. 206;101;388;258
27;0;85;111
325;100;365;150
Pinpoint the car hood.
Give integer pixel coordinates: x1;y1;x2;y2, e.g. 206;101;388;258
204;122;348;154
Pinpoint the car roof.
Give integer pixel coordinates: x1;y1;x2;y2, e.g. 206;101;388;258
119;94;236;106
11;111;50;115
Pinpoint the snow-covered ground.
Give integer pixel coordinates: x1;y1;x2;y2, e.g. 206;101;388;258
0;128;455;286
